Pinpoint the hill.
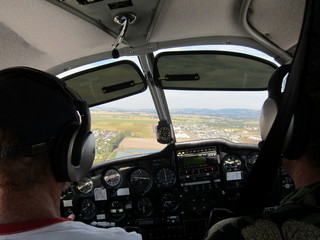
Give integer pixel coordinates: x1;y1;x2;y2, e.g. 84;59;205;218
92;107;260;119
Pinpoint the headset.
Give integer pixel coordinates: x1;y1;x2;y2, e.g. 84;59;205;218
0;67;95;182
259;64;307;160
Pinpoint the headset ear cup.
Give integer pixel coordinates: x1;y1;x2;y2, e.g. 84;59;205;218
259;97;296;156
259;64;308;160
51;122;79;182
260;65;294;152
260;65;290;141
51;123;95;182
260;98;279;140
68;131;95;182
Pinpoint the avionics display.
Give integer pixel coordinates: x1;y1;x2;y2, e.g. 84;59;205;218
177;146;220;192
181;156;207;167
177;147;217;169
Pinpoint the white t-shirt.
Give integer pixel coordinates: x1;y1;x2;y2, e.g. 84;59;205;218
0;218;142;240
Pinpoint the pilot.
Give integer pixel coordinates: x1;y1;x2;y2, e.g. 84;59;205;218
0;67;141;240
204;94;320;239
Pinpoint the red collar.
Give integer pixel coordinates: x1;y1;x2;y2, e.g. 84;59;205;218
0;218;72;235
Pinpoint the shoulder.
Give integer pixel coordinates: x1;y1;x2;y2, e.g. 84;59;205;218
280;219;320;239
204;217;248;240
35;221;142;240
204;215;283;240
271;181;320;225
278;181;320;207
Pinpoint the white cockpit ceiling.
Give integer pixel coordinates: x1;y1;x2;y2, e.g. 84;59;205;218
0;0;305;73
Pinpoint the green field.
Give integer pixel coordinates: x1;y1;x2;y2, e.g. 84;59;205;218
91;110;260;164
92;112;158;138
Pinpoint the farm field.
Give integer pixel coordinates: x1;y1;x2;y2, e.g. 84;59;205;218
91;110;261;164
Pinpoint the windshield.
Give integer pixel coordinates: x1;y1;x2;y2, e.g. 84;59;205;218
90;89;266;164
165;90;267;143
60;45;276;164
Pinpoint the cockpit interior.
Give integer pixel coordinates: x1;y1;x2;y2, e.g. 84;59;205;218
1;0;315;239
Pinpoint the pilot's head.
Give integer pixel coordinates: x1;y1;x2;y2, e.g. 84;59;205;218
0;67;95;191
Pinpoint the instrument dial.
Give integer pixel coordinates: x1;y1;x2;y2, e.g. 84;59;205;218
223;155;242;171
76;177;93;194
158;126;171;142
104;169;121;187
157;120;173;144
108;200;125;221
156;168;176;188
135;197;153;217
78;198;96;221
159;192;179;213
129;168;152;194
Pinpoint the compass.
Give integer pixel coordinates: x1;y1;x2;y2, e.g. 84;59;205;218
156;120;173;144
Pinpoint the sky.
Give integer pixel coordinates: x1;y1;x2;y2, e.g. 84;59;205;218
92;89;268;110
58;45;276;110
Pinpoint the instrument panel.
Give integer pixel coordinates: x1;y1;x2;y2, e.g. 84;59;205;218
60;139;292;240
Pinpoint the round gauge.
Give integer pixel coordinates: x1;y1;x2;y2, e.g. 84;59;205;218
223;155;242;172
156;168;177;188
156;120;173;144
78;198;96;221
76;177;93;194
246;151;259;170
159;192;179;213
129;168;152;194
135;197;153;217
104;169;121;187
158;126;171;142
108;200;125;221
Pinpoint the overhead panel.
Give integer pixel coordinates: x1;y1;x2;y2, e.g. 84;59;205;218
48;0;161;48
